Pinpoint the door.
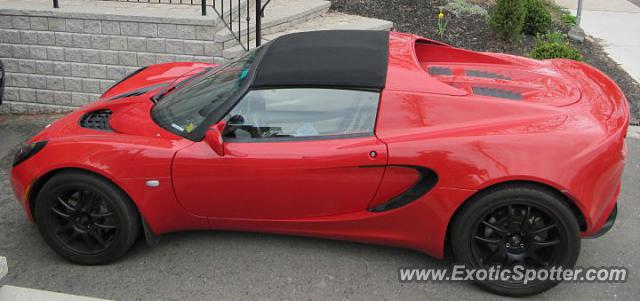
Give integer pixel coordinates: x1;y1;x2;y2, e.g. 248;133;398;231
172;88;387;219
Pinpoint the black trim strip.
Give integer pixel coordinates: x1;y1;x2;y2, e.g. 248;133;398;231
369;166;438;212
103;66;148;96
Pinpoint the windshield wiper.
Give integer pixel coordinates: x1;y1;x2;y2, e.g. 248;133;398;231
151;67;213;103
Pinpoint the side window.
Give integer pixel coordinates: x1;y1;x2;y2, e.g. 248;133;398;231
223;88;379;140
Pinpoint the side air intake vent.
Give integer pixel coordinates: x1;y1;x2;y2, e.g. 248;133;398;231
80;110;112;131
472;87;522;100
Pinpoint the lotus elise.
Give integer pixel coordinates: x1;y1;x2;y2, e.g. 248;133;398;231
10;30;629;296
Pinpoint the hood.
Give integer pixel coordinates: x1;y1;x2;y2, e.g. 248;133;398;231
32;62;216;142
414;42;581;107
93;62;215;138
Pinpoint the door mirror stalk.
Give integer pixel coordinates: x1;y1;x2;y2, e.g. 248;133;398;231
204;121;226;156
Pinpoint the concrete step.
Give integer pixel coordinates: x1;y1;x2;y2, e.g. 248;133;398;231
216;0;331;47
223;12;394;58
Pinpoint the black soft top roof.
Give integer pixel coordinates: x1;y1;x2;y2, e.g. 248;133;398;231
251;30;390;90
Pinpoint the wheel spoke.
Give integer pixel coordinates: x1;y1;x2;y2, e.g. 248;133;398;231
94;222;117;230
474;235;501;244
51;207;71;219
91;211;114;218
528;251;548;266
530;224;556;235
55;223;73;235
89;230;107;247
81;233;95;251
488;249;506;263
482;220;508;235
522;206;532;231
531;239;560;249
81;190;97;212
66;231;80;244
57;197;76;212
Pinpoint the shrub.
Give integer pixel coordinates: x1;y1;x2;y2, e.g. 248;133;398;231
561;10;578;26
489;0;527;41
442;0;489;18
529;32;583;61
523;0;552;35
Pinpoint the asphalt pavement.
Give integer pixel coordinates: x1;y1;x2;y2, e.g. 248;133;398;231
0;114;639;300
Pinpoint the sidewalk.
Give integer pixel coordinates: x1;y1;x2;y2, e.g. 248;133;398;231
556;0;640;83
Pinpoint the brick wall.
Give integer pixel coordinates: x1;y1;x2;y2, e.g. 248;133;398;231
0;7;224;114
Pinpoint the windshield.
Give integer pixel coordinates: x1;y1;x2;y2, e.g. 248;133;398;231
151;49;258;137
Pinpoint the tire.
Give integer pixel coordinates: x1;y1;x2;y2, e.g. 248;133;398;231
34;171;140;265
450;184;581;296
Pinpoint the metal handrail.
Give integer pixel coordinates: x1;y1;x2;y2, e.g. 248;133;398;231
52;0;270;52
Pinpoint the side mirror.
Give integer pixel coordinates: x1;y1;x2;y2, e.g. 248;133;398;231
204;121;226;156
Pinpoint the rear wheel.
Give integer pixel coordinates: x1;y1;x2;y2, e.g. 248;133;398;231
451;185;581;296
34;171;140;265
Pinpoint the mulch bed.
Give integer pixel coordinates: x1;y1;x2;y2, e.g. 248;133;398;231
330;0;640;124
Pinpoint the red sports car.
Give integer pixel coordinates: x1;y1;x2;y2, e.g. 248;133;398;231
10;30;628;296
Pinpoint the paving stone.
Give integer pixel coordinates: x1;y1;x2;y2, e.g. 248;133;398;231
12;16;30;30
71;63;90;77
147;38;166;53
47;47;65;61
84;20;101;34
72;34;91;48
46;76;65;91
66;19;84;33
64;77;83;92
53;62;71;76
55;32;73;47
101;51;120;65
18;60;36;73
20;31;38;44
121;22;139;36
139;23;158;37
127;37;147;52
109;36;127;50
106;65;126;80
184;40;204;55
91;35;111;50
101;21;120;35
30;17;48;30
29;46;47;60
89;64;107;79
119;51;137;66
48;18;66;31
2;30;20;44
158;24;177;39
37;31;56;46
36;61;54;74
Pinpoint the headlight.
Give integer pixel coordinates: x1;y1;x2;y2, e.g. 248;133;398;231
13;141;47;167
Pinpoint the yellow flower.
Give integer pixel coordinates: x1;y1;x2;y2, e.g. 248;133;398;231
438;11;445;19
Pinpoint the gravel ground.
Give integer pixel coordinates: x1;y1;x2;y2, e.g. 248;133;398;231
330;0;640;124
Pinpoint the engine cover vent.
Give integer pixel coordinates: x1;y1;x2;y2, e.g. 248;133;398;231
466;70;512;80
428;66;453;76
80;110;112;131
472;87;522;100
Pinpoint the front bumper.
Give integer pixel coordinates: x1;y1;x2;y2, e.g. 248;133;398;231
586;203;617;239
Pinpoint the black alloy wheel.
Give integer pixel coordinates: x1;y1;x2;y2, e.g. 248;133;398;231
451;184;581;296
35;171;140;265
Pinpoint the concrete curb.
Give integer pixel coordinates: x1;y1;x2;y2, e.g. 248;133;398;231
0;286;112;301
628;125;640;139
0;257;6;281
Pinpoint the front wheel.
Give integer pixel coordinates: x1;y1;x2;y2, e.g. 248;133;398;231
34;171;140;265
450;184;581;296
